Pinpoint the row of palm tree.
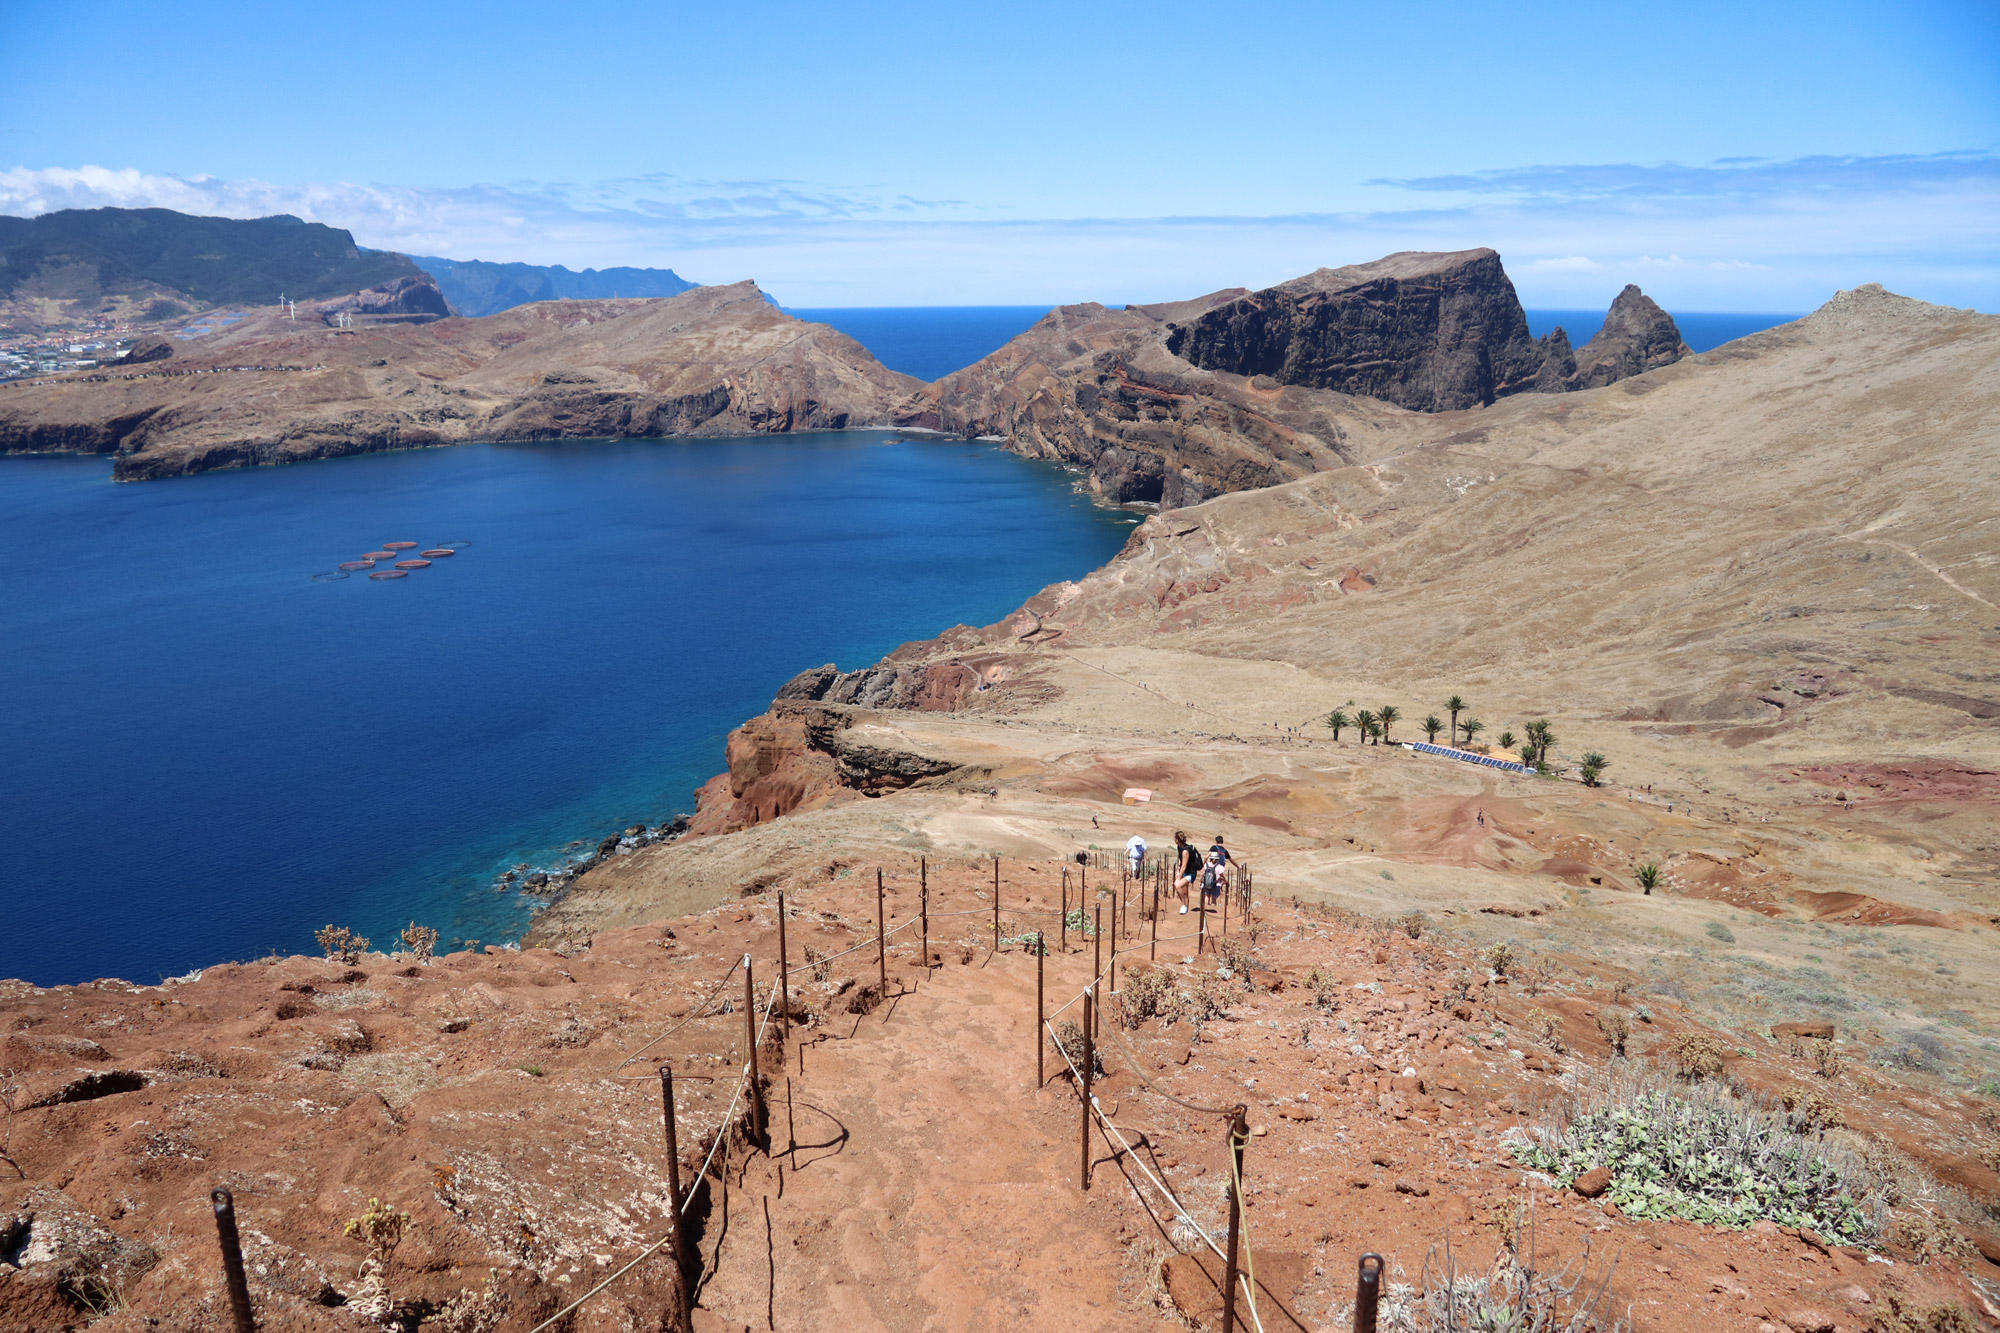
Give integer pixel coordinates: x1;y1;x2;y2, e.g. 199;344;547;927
1321;698;1606;784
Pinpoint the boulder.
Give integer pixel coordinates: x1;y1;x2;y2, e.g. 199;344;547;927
120;336;173;364
1774;1021;1836;1041
1572;1166;1613;1198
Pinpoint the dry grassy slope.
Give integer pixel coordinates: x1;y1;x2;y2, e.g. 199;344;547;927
544;285;2000;1093
0;283;926;479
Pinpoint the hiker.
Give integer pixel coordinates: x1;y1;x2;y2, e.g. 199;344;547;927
1477;809;1485;827
1174;832;1201;913
1202;848;1229;907
1208;834;1230;868
1126;832;1147;878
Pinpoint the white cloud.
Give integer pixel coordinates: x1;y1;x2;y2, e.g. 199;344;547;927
2;156;1994;311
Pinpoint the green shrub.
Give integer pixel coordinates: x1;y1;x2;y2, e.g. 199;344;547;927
1507;1070;1881;1243
1705;922;1736;943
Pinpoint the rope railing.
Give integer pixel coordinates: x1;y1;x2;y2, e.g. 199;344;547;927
607;954;744;1078
529;974;781;1333
1045;1015;1267;1333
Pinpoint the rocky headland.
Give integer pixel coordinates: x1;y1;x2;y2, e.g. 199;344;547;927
918;248;1689;508
0;281;924;479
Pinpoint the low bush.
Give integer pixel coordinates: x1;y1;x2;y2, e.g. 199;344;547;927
400;922;439;962
316;924;370;964
1595;1009;1631;1057
1050;1019;1104;1079
1668;1032;1726;1080
1307;967;1342;1015
1876;1031;1949;1073
1486;942;1516;977
1705;922;1736;943
1507;1069;1881;1243
1120;968;1176;1028
1399;911;1426;940
1384;1218;1626;1333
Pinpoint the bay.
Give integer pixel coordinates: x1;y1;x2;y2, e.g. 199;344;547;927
0;436;1134;985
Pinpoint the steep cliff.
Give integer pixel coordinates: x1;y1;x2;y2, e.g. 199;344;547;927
1164;248;1552;411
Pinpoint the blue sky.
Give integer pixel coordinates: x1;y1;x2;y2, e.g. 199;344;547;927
3;0;1995;308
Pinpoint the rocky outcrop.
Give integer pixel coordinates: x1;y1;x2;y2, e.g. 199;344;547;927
119;336;173;364
317;273;454;325
1567;284;1693;389
0;282;927;479
1164;249;1552;411
919;253;1690;511
688;699;965;835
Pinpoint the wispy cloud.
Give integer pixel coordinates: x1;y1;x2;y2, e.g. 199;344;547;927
1;155;1993;310
1372;150;2000;200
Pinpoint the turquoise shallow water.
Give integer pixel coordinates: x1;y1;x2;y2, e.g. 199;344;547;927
0;436;1134;985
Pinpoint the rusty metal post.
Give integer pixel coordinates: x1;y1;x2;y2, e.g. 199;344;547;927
660;1066;692;1310
1150;879;1160;961
1080;991;1095;1191
744;955;766;1149
1355;1253;1384;1333
876;869;887;996
777;891;790;1042
1060;870;1068;953
1197;883;1208;955
1035;931;1045;1088
920;871;929;973
210;1187;257;1333
1092;906;1102;1036
1221;1105;1248;1333
993;856;1001;953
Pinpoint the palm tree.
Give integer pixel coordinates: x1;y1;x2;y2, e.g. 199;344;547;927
1459;718;1483;749
1445;695;1465;746
1423;714;1444;743
1636;862;1662;895
1377;705;1400;743
1525;719;1556;767
1497;730;1517;753
1580;752;1608;787
1367;720;1385;745
1355;710;1377;746
1326;709;1349;742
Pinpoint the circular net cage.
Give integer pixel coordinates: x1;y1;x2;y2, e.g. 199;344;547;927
310;570;350;582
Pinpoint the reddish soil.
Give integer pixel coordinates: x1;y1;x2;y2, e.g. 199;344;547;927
2;860;1995;1332
1793;764;2000;804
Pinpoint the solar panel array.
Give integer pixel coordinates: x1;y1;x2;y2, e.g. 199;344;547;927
1403;741;1533;774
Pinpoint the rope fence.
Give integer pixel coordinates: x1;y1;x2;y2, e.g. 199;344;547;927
200;855;1358;1333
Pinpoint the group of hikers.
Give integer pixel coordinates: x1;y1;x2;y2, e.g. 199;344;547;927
1121;830;1232;915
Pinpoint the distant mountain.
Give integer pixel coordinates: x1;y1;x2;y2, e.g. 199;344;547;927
408;256;697;317
0;207;422;330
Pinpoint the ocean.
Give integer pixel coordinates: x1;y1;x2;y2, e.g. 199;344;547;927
787;306;1803;383
0;436;1134;985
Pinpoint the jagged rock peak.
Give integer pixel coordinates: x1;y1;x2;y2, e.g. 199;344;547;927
1568;284;1690;389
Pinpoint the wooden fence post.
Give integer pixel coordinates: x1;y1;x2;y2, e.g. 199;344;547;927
745;955;766;1148
1221;1104;1248;1333
660;1065;692;1317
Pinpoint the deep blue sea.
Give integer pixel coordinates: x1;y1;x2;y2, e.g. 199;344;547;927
785;307;1052;382
0;436;1134;985
1524;309;1798;354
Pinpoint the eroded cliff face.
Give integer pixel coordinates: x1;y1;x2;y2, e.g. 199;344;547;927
0;282;926;479
917;251;1690;511
1164;248;1554;411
